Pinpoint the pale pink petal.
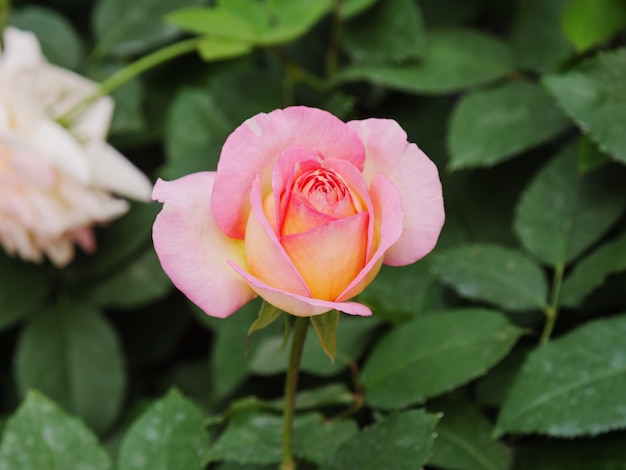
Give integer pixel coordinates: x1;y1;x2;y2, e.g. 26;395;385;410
152;173;255;318
245;177;311;297
212;106;366;238
84;141;153;201
338;174;404;301
1;27;44;71
348;118;444;265
229;261;372;317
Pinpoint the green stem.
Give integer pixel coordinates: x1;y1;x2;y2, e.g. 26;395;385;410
59;38;200;126
540;264;564;344
281;316;309;470
326;0;343;78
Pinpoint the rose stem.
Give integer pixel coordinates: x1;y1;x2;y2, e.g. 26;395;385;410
281;316;309;470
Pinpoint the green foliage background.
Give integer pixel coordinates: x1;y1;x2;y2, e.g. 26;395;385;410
1;0;626;468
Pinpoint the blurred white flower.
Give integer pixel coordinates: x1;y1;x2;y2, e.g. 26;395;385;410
0;27;152;267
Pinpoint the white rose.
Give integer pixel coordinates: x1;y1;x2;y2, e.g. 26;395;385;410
0;27;152;267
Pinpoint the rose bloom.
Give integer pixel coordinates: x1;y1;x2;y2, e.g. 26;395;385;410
153;107;444;317
0;27;152;267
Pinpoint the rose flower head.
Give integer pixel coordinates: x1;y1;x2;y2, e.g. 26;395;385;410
0;27;152;267
153;107;444;317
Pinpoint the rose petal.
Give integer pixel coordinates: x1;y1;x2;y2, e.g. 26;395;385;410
282;211;369;301
348;118;445;265
245;177;311;297
338;173;404;301
212;106;366;238
152;173;255;318
229;261;372;317
85;141;153;201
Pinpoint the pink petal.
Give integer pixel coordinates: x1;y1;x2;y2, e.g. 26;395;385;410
338;173;404;301
152;173;255;318
212;106;366;238
348;118;445;265
245;177;311;297
229;261;372;317
281;212;369;301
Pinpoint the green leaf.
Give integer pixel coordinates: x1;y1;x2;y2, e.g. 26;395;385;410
321;410;439;470
496;313;626;437
0;391;112;470
259;0;334;45
207;412;357;465
474;346;532;408
0;253;48;331
10;6;84;69
576;137;610;173
562;0;626;52
311;310;339;361
543;49;626;164
15;304;125;434
248;315;380;377
514;144;626;267
118;389;209;470
338;28;513;94
561;231;626;307
197;36;253;61
165;6;258;39
342;0;380;19
342;0;426;63
84;249;172;309
509;0;573;72
269;383;354;411
448;82;570;169
91;0;205;58
361;309;523;409
428;399;512;470
431;244;549;312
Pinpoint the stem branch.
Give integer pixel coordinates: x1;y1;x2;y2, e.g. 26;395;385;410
281;316;309;470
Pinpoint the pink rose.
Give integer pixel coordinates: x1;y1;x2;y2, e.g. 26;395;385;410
153;107;444;317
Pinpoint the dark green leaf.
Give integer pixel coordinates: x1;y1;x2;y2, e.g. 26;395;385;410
15;304;125;434
269;383;354;411
321;410;439;470
497;313;626;437
576;137;610;173
85;249;172;308
543;49;626;164
357;262;444;323
448;82;570;169
259;0;333;45
562;0;626;52
0;391;112;470
338;28;513;94
514;144;626;267
474;347;532;408
10;6;84;69
118;389;209;470
361;309;522;409
514;435;626;470
431;244;549;312
91;0;205;58
561;231;626;307
429;399;512;470
509;0;573;72
0;253;48;331
343;0;426;63
311;310;339;361
207;412;357;465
